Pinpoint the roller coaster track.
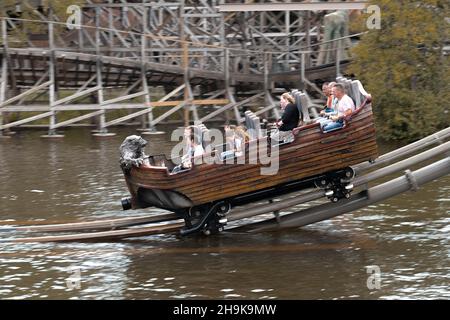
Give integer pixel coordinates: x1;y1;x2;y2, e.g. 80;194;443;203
1;127;448;243
0;7;356;133
0;48;350;89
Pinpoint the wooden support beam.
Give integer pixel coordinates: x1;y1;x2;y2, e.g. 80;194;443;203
52;86;100;107
1;99;230;112
152;99;230;107
94;7;107;134
160;84;186;101
0;81;52;108
18;70;49;104
219;2;367;12
0;111;53;130
140;6;154;131
200;92;264;123
151;100;189;127
48;17;57;134
51;110;104;129
0;31;6;133
72;74;97;95
101;91;147;106
104;108;152;128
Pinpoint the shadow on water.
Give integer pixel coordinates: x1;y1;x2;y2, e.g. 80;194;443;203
0;127;448;299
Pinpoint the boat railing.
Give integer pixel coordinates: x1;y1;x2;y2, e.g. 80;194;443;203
343;96;372;123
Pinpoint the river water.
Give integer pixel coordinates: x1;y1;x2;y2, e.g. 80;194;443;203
0;127;448;300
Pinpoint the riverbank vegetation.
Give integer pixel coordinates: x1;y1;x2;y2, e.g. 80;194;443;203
349;0;449;142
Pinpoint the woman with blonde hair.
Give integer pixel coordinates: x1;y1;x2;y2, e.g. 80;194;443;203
221;125;249;160
234;126;250;157
281;92;295;105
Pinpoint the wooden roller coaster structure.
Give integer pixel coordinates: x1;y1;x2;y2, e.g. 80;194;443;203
0;0;359;137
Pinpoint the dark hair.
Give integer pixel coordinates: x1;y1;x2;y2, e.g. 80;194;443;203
189;129;202;145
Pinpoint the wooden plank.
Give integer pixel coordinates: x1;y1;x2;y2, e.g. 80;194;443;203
148;98;229;107
101;91;147;106
0;81;52;108
151;101;189;126
103;85;216;127
0;111;53;130
200;92;264;122
104;109;150;127
219;2;368;12
52;110;104;129
52;86;100;107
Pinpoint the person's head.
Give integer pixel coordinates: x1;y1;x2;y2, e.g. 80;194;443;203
225;124;236;141
328;82;336;95
332;83;345;99
189;129;202;146
224;124;236;133
184;126;194;138
322;82;330;96
235;126;250;142
280;93;295;109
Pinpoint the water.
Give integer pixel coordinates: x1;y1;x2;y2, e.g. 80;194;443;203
0;128;448;300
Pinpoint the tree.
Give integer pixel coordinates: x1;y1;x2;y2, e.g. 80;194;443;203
2;0;85;29
2;0;85;46
349;0;449;141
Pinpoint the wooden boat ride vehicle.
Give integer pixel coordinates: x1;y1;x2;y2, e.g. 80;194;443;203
119;78;378;235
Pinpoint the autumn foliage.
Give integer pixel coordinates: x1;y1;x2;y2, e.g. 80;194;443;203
349;0;449;141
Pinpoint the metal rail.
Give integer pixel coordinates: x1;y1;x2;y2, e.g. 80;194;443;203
229;139;450;221
238;157;450;232
0;213;179;233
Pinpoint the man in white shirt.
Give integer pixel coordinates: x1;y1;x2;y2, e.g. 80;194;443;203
322;83;355;132
172;126;205;173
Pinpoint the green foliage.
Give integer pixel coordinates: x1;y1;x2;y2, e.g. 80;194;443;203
2;0;85;46
3;0;85;31
349;0;449;142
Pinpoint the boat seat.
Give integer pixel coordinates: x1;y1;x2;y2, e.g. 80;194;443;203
244;110;254;132
298;92;310;123
244;110;263;139
351;80;363;106
199;126;211;151
148;154;175;170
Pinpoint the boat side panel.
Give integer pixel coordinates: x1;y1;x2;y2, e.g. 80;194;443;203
126;105;378;208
